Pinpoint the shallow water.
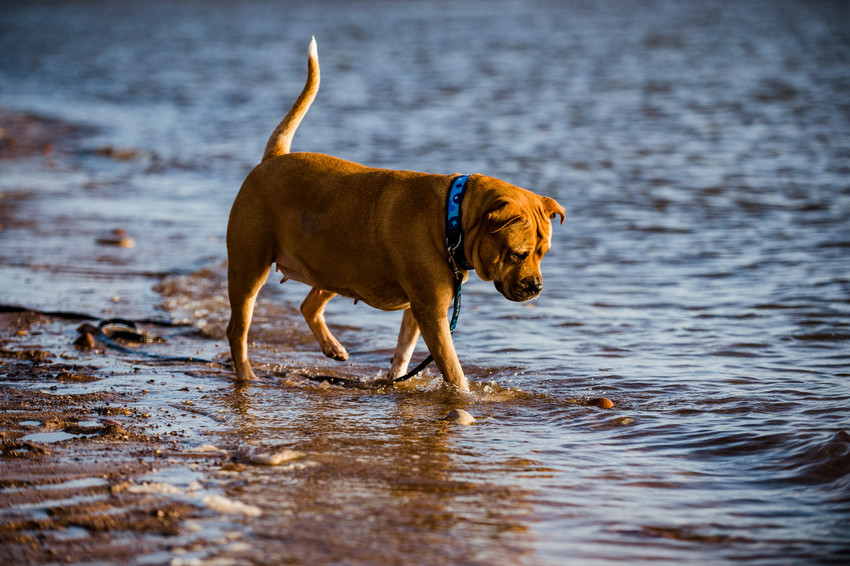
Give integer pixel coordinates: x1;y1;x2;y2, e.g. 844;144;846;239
1;0;849;564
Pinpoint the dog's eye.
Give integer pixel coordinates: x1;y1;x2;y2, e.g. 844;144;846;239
511;251;530;262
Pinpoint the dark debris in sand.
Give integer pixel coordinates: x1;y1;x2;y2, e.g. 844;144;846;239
0;308;242;565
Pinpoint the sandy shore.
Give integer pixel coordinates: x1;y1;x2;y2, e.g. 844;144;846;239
0;110;259;565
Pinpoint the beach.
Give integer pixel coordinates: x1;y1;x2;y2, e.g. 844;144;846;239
2;1;849;564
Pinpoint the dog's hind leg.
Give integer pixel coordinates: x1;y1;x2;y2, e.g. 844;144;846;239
300;287;349;361
387;308;420;379
227;261;271;380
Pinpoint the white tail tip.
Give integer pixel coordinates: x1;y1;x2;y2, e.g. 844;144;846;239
309;36;318;59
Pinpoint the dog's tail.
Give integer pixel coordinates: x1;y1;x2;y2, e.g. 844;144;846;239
262;37;320;162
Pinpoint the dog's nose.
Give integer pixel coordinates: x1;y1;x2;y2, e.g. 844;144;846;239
523;276;543;296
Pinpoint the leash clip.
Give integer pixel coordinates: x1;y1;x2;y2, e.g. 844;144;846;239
446;236;464;281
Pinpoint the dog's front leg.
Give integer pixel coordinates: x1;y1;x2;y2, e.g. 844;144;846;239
410;301;468;391
387;308;420;379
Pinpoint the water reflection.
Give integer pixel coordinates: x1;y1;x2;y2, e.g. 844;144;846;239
209;380;539;563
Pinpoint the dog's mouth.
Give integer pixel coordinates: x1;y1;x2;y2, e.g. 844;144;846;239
495;278;543;302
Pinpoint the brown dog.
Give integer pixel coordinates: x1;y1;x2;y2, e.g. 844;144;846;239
226;38;565;391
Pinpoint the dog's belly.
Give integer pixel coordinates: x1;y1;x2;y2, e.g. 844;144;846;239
274;255;411;312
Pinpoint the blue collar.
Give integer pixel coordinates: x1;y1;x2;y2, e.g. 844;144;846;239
446;174;474;274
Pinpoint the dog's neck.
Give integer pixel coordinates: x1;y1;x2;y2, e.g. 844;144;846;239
446;175;474;275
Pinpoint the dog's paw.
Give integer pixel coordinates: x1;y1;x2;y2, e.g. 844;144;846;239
322;342;349;362
234;368;257;381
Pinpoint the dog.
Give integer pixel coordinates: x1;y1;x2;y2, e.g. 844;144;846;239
226;38;565;391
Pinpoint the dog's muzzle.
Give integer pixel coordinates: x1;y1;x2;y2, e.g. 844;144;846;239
495;276;543;302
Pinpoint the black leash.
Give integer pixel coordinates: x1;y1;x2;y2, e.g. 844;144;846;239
79;318;221;365
1;304;222;365
97;319;165;343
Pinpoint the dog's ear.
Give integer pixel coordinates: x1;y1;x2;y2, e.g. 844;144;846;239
541;196;565;225
487;199;525;233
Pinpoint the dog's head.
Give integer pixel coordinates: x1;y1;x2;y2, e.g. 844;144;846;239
467;178;565;302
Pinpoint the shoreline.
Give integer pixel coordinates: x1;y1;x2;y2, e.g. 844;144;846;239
0;108;256;565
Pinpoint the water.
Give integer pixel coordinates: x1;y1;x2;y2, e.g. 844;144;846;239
1;0;849;564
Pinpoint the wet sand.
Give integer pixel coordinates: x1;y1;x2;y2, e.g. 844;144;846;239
0;110;252;565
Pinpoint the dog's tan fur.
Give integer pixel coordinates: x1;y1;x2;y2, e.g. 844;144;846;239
226;38;565;390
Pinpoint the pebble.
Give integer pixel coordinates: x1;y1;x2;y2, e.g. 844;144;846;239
202;494;262;517
73;332;95;349
96;228;135;248
443;409;475;425
249;449;305;466
589;397;614;409
187;444;227;454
